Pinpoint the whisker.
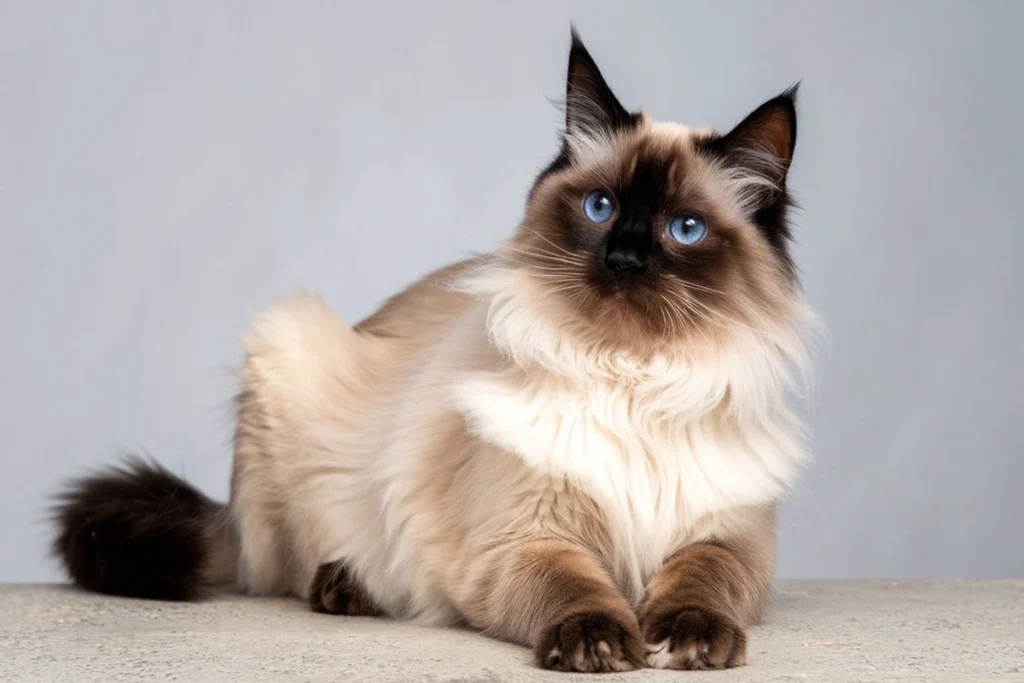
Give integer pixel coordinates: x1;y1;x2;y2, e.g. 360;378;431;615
520;226;585;261
499;245;587;270
666;272;782;326
663;296;698;342
500;243;586;262
676;298;715;347
685;295;764;336
663;273;726;296
525;265;585;277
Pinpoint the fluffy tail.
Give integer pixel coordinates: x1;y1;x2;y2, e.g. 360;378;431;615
52;457;237;601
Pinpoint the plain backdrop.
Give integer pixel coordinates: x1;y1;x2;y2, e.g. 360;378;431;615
2;1;1022;582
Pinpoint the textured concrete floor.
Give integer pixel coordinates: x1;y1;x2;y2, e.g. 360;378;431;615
1;581;1022;682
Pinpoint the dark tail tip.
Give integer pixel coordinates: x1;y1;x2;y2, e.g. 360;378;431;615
51;456;218;601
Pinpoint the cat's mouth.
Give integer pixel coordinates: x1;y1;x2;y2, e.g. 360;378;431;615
588;264;659;299
579;273;675;334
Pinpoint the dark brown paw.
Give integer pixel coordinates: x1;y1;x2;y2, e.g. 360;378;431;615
642;606;746;670
536;611;645;673
309;561;383;617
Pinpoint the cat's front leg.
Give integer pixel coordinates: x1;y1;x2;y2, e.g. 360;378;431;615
638;533;774;670
457;538;645;673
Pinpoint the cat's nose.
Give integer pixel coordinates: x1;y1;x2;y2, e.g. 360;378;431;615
604;248;646;273
604;227;650;274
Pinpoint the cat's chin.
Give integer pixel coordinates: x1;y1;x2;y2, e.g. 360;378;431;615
570;301;715;359
568;285;712;352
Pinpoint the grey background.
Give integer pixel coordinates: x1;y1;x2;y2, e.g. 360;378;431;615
2;1;1021;582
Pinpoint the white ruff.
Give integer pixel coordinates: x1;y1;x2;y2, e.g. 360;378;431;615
453;266;813;599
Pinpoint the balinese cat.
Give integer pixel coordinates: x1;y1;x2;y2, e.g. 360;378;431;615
53;31;816;672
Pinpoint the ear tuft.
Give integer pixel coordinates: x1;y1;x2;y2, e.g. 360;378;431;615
563;28;636;156
702;86;800;212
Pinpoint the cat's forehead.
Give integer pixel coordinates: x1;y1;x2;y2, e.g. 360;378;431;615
568;117;686;168
575;118;702;173
562;117;735;212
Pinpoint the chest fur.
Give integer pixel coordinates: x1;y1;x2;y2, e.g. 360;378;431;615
454;369;803;592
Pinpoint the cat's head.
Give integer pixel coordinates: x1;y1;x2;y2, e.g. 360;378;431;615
502;30;805;358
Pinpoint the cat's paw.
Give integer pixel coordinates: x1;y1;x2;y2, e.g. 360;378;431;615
536;611;645;673
308;561;382;617
641;606;746;670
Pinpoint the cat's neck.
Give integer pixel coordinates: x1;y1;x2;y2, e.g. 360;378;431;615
455;261;813;425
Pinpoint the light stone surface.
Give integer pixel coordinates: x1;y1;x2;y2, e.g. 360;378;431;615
2;581;1022;682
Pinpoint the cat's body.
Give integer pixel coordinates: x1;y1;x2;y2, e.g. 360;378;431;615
54;32;816;672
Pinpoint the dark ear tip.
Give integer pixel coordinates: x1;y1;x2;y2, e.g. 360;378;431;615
569;23;585;51
765;83;799;129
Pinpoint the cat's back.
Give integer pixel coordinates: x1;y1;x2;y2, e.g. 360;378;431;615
355;257;480;346
239;257;478;419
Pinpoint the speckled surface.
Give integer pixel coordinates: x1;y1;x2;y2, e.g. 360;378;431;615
1;581;1022;682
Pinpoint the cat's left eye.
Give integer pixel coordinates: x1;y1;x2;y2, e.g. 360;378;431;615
667;215;708;246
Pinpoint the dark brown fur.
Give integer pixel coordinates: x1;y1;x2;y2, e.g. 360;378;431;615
51;457;230;601
309;561;384;617
638;539;774;670
508;35;799;357
484;540;646;672
520;138;783;344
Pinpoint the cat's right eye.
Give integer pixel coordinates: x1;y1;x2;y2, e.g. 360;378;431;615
582;190;616;223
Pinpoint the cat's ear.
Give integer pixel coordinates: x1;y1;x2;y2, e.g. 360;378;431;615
707;85;799;207
563;29;635;152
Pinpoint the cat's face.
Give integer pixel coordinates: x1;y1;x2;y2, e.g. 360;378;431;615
506;32;802;354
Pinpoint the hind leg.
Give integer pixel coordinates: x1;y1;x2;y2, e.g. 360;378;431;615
230;427;291;595
231;491;291;595
308;560;383;616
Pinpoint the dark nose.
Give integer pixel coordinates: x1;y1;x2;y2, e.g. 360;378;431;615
604;226;651;274
604;248;646;273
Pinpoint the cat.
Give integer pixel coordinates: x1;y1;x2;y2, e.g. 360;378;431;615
52;30;816;672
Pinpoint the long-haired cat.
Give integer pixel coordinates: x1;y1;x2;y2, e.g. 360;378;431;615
53;31;815;672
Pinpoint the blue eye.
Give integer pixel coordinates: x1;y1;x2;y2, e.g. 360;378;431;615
582;190;615;223
668;215;708;246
